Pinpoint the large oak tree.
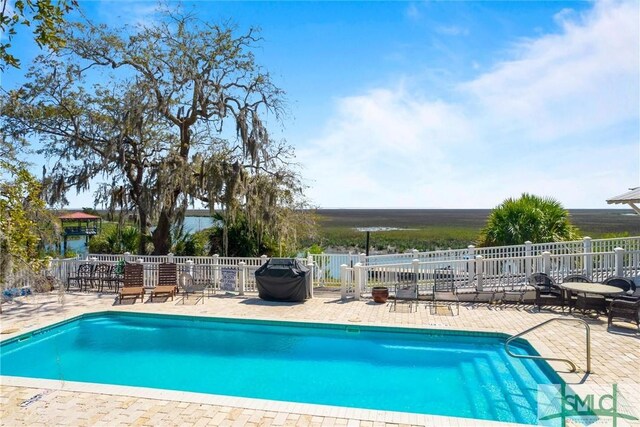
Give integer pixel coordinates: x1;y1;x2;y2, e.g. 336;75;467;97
2;8;307;255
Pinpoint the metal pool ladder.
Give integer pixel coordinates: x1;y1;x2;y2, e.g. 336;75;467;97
505;318;591;373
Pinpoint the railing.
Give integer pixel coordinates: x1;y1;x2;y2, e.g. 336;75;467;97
339;248;640;298
505;318;591;373
31;236;639;297
313;236;640;286
46;254;315;295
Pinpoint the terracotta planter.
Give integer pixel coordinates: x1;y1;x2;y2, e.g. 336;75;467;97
372;287;389;303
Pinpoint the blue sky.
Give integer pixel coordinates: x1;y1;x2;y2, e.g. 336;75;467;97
2;0;639;209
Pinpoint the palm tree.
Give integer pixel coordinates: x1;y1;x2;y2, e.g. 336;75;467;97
477;193;580;246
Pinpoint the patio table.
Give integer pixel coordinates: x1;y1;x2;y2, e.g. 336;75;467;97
560;282;623;295
561;282;623;316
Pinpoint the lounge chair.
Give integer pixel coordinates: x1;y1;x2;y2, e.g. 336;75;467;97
150;263;177;302
431;268;459;315
496;275;528;309
118;263;145;304
530;273;565;312
178;271;206;304
392;273;418;312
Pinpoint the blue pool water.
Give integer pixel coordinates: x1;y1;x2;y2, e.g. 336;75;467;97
0;312;560;424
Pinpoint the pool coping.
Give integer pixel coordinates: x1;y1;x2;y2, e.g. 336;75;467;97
0;375;530;426
0;309;559;427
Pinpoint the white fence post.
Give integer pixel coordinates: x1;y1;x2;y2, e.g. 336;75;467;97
583;237;593;278
524;241;532;275
238;261;246;295
340;264;348;299
412;259;420;284
542;251;551;276
124;252;131;263
167;253;174;264
412;249;419;259
614;247;624;277
475;256;484;291
261;254;268;264
354;263;363;301
467;245;475;275
212;254;219;287
359;253;367;290
307;256;314;298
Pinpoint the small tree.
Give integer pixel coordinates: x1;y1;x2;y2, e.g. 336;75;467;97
477;193;580;246
0;161;58;287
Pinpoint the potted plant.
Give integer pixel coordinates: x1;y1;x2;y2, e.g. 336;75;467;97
371;286;389;303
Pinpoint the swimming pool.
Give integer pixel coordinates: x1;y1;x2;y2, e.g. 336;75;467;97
0;312;561;424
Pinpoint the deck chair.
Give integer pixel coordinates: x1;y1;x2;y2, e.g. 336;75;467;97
392;273;418;312
91;263;113;292
150;263;177;302
118;263;145;304
178;271;205;304
67;264;93;291
494;275;528;309
530;273;565;312
431;268;459;315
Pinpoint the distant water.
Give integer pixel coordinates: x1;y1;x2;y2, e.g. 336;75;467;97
65;216;215;256
182;216;216;232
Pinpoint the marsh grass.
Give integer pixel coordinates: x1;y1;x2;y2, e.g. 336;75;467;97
309;209;639;253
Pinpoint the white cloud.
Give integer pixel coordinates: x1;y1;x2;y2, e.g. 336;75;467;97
300;0;639;208
461;0;639;142
96;1;164;29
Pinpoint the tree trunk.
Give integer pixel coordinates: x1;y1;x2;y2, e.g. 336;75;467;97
152;210;172;255
138;210;148;255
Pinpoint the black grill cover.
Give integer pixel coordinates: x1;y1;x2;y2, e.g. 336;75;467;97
255;258;311;302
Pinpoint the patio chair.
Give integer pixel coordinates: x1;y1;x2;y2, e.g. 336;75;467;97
150;263;177;302
495;275;529;309
67;264;93;291
118;263;145;304
603;277;639;309
178;271;205;304
529;273;565;312
392;273;418;312
562;274;592;313
431;268;459;315
91;263;114;292
607;298;640;329
602;276;635;296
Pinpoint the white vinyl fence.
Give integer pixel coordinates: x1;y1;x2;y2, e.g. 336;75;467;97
313;236;640;286
6;235;638;300
340;248;640;300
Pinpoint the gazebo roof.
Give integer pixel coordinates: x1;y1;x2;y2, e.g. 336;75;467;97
59;212;101;220
607;187;640;215
606;187;640;204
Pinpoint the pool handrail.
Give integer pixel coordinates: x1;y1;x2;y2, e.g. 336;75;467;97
505;317;591;373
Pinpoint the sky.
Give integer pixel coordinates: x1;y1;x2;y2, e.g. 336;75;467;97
2;0;639;209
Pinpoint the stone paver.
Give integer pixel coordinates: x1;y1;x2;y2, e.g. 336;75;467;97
1;291;639;426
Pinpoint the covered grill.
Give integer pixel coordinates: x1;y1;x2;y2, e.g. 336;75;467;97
255;258;311;302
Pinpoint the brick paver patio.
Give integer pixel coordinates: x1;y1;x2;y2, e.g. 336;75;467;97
1;291;638;426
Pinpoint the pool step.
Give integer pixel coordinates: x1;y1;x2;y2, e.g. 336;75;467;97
459;361;493;420
488;352;540;424
472;354;538;424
